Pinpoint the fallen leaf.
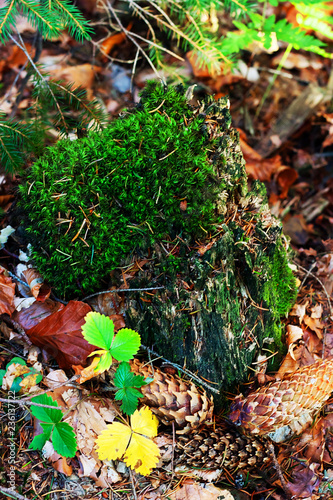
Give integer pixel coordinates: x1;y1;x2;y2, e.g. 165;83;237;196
168;481;235;500
13;299;64;330
289;303;308;324
20;268;51;301
0;267;15;316
311;304;323;319
49;65;101;100
303;316;325;339
100;23;133;62
285;463;320;498
96;407;160;476
26;301;95;368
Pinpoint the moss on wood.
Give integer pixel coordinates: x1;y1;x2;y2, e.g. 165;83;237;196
20;81;297;393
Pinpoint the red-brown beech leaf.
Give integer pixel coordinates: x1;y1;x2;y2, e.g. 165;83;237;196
26;301;96;368
13;299;64;330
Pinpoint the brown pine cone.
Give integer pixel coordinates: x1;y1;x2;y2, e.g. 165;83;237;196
129;358;214;434
229;358;333;440
158;420;271;474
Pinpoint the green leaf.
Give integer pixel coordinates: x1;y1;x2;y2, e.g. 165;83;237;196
110;329;141;362
0;369;5;385
95;351;113;372
115;386;143;415
29;423;53;450
30;394;63;423
6;357;26;369
114;361;146;389
114;362;145;415
81;311;114;350
52;422;77;457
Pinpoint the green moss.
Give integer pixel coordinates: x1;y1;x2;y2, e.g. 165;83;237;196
20;81;246;297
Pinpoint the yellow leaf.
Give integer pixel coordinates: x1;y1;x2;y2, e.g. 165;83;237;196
124;431;160;476
95;422;131;461
95;407;160;476
87;349;108;357
19;373;39;390
76;356;105;383
131;406;159;438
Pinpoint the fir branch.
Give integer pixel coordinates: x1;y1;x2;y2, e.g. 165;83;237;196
0;0;17;42
50;0;93;41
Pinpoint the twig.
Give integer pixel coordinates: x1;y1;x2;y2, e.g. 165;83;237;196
0;398;66;410
0;486;30;500
129;469;138;500
105;0;164;82
8;32;68;133
81;286;164;302
268;443;291;499
140;344;220;394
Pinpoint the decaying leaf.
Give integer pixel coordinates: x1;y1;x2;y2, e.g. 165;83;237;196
168;481;235;500
13;299;64;330
0;266;15;316
26;301;95;368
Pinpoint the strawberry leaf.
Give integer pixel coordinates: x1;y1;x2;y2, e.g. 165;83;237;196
81;311;114;350
29;423;53;450
52;422;77;457
110;329;141;362
30;393;63;423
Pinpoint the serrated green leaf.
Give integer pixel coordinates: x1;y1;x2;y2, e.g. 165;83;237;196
114;362;146;389
96;351;113;372
110;329;141;362
81;311;114;350
30;394;63;423
6;357;26;369
115;386;143;415
29;423;53;450
52;422;77;457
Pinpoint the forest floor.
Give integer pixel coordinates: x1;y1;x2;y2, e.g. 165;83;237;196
0;2;333;500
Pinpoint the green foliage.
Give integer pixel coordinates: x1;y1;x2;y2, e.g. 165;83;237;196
0;0;92;43
82;312;147;414
29;393;77;457
20;82;240;296
82;312;141;371
0;0;103;173
114;361;150;415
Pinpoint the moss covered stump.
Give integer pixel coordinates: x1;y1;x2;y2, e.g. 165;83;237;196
20;81;297;392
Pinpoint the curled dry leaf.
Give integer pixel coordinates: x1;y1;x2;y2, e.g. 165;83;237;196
285;463;320;499
289;303;308;324
0;267;15;316
26;301;95;368
303;315;325;339
19;267;51;302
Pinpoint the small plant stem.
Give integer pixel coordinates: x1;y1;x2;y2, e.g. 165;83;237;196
255;43;293;119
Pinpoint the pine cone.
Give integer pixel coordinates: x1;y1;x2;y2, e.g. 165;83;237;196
229;358;333;440
158;420;271;474
129;358;214;434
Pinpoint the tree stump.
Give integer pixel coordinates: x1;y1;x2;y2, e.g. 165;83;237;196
21;81;297;396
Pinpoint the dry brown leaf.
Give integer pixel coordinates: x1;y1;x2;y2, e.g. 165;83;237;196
13;299;64;330
168;481;234;500
49;64;101;99
289;303;308;324
26;301;95;368
0;267;15;316
275;166;298;199
311;304;323;319
285;463;320;499
20;268;51;301
303;316;325;339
